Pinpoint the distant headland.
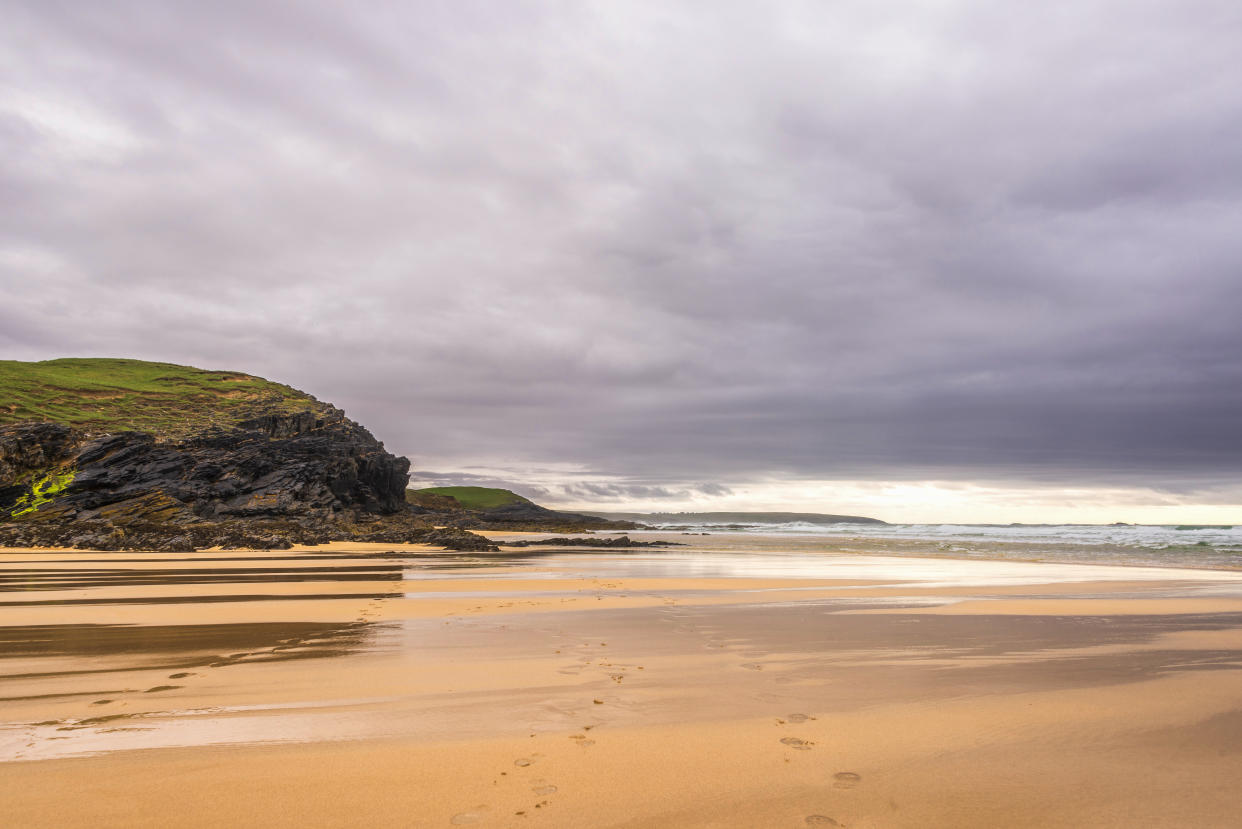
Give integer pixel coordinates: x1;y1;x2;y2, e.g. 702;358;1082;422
584;511;887;527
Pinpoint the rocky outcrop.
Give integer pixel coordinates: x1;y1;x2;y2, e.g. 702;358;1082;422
0;409;500;552
0;423;79;509
0;422;80;481
0;407;408;523
0;514;498;553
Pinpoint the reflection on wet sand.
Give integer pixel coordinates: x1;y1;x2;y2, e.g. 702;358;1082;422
4;538;1242;827
0;564;406;591
0;619;381;669
0;549;413;759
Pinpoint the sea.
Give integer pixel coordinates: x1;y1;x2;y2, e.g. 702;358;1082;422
627;520;1242;571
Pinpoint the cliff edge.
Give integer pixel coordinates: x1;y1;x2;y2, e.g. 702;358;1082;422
0;359;494;551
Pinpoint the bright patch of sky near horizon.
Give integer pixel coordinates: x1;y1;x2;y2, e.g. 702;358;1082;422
409;467;1242;525
2;1;1241;523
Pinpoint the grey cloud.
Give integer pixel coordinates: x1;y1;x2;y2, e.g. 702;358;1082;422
560;483;682;500
3;1;1241;502
696;483;733;497
551;482;735;503
404;473;730;505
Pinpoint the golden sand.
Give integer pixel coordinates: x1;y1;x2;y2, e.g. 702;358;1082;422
3;537;1242;827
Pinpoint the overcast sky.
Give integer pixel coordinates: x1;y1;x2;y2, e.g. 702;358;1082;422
4;1;1241;521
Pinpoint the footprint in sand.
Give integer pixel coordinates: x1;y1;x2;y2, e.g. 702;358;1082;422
805;816;841;826
145;685;181;693
786;713;812;723
741;663;764;671
833;772;861;789
531;784;558;795
168;672;197;679
780;737;813;750
449;812;483;825
91;699;113;706
514;758;533;767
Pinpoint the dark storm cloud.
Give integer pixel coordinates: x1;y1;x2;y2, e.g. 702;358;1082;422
3;0;1242;499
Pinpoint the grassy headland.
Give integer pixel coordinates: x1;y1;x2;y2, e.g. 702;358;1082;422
0;358;321;438
409;486;531;510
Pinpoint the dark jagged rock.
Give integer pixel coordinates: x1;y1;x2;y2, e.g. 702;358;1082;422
501;535;685;549
0;410;498;553
0;422;79;482
0;513;499;553
1;407;409;524
410;527;500;552
0;422;79;510
335;515;500;552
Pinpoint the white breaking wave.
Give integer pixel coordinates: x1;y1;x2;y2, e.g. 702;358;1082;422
640;521;1242;550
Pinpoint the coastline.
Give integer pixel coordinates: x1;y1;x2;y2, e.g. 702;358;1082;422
616;527;1242;573
4;535;1242;827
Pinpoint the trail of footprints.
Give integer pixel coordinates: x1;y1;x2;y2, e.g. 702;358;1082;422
446;595;864;825
777;712;864;827
448;610;638;822
449;755;563;824
448;729;863;826
661;602;864;827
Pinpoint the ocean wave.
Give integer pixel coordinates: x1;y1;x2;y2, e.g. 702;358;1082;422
643;521;1242;550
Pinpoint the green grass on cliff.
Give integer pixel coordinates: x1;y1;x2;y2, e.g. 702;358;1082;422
411;486;531;510
0;358;321;437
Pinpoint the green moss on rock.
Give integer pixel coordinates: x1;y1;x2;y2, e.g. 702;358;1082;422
10;469;76;517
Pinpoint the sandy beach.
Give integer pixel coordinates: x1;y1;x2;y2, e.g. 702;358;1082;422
5;534;1242;827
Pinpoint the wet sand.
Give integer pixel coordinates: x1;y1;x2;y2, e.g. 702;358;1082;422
5;534;1242;827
